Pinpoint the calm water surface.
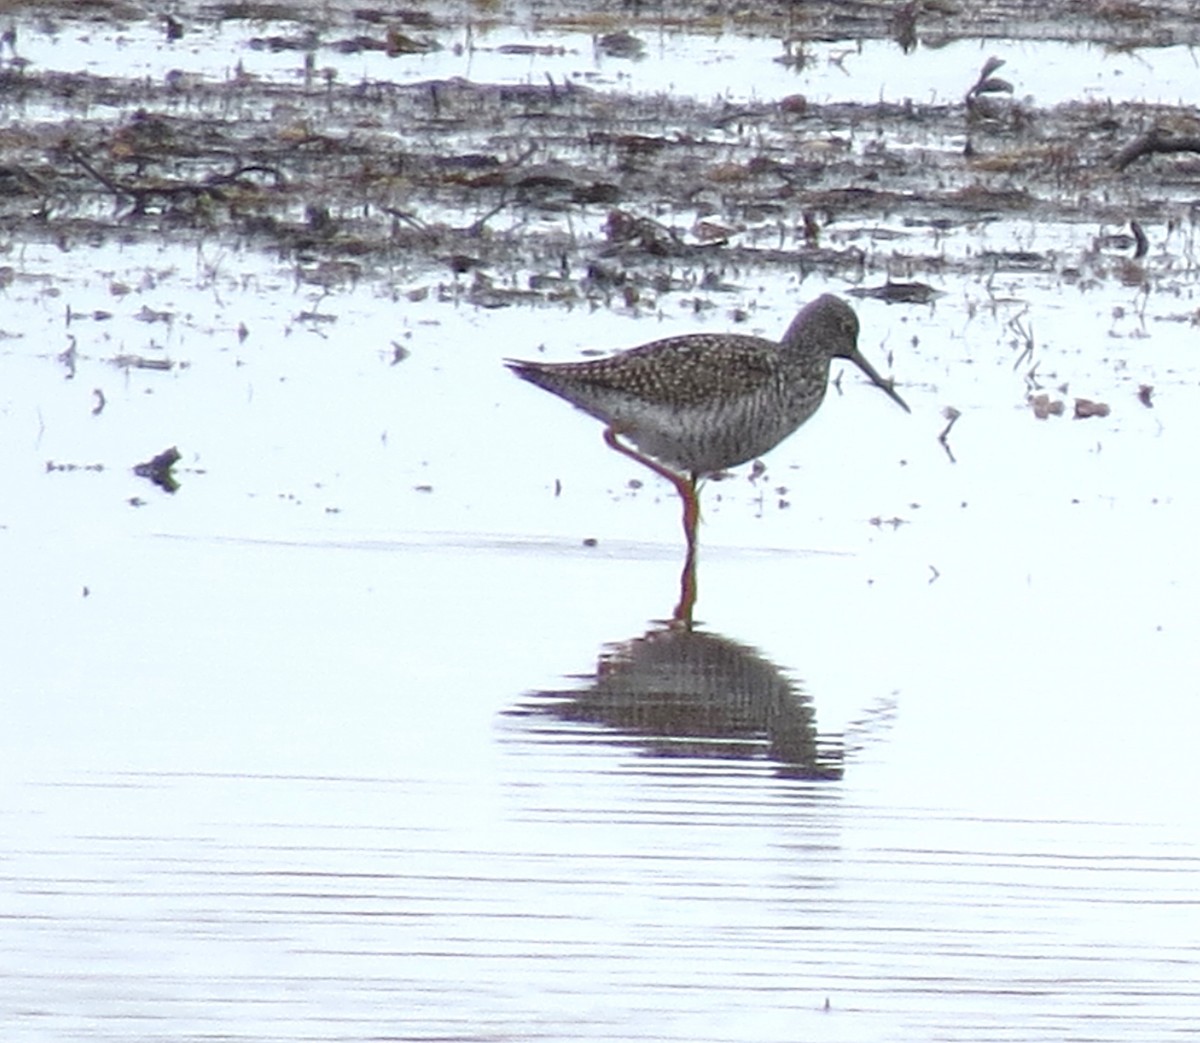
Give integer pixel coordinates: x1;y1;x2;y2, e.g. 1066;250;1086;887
4;12;1200;1043
5;505;1199;1040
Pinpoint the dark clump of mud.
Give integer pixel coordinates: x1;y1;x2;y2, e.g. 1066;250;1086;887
1;0;1198;308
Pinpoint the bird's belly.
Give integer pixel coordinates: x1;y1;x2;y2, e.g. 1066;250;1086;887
620;394;813;475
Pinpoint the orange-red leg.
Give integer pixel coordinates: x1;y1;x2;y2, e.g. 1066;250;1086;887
603;427;700;549
602;427;700;629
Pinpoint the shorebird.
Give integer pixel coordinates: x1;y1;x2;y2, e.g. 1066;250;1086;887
506;294;908;554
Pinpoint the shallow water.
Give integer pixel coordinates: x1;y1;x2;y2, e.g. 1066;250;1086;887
16;10;1200;107
4;6;1200;1042
5;225;1200;1040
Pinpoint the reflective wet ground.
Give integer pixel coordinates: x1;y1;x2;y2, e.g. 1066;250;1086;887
3;3;1200;1040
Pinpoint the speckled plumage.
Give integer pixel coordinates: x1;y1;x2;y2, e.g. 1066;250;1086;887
507;294;908;477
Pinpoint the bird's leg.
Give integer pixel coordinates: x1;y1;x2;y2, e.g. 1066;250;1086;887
602;427;701;550
602;427;701;629
681;471;701;551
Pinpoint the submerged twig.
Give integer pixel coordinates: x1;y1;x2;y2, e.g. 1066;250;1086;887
64;146;135;200
1113;128;1200;171
1130;219;1149;259
1008;311;1034;372
938;406;961;463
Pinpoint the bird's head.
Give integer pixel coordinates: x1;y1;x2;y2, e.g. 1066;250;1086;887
808;295;910;414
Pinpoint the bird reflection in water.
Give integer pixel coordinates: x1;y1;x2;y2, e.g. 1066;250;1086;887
507;624;844;781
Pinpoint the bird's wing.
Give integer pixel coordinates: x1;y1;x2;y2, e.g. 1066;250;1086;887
576;335;779;409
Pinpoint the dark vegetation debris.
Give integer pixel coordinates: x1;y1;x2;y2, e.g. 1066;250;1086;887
0;1;1195;312
1073;397;1111;419
133;446;182;493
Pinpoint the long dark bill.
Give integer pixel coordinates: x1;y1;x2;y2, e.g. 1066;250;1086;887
848;348;910;414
